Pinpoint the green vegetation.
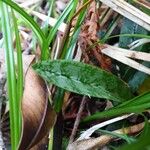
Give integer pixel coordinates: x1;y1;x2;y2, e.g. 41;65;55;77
0;0;150;149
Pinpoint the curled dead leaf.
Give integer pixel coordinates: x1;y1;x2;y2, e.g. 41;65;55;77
30;135;49;150
18;67;56;150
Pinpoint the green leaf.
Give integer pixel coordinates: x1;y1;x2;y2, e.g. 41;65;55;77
11;9;23;140
98;129;136;144
82;91;150;123
118;123;150;150
33;60;133;102
1;0;46;45
60;0;88;60
47;0;74;44
0;2;20;149
119;18;150;91
1;0;49;61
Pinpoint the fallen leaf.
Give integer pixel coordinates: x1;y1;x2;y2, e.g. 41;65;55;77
18;67;56;150
79;1;112;71
30;135;48;150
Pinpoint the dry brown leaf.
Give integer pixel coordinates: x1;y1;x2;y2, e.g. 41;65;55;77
18;67;56;150
79;1;112;71
30;135;48;150
0;49;55;149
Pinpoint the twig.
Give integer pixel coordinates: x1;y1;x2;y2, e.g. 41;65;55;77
68;96;87;144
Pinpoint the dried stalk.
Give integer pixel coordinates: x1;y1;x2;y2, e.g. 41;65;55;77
102;45;150;75
77;113;134;141
68;96;87;144
103;45;150;62
68;121;149;150
99;0;150;31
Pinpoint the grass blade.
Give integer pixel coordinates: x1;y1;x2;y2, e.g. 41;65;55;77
82;91;150;123
47;0;74;45
1;0;48;61
11;9;23;137
0;2;19;149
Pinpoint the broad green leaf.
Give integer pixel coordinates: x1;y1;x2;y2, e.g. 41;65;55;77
33;60;133;102
138;77;150;94
82;91;150;123
119;18;150;91
128;62;150;92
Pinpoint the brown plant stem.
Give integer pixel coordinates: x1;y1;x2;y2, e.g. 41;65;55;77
68;96;87;144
